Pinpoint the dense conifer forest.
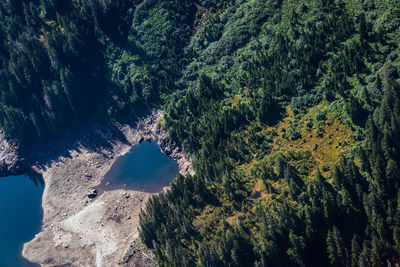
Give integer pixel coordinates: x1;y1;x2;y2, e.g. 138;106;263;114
1;0;400;266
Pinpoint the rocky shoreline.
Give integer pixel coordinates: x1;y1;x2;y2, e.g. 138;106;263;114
0;110;192;266
0;131;25;177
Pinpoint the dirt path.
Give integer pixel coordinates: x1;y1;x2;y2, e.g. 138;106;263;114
22;110;193;266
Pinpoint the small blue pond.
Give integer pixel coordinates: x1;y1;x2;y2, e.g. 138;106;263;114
99;139;179;193
0;173;43;267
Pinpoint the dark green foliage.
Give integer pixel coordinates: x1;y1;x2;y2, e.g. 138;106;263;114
1;0;400;266
0;0;122;141
0;0;196;142
139;0;400;266
107;0;196;116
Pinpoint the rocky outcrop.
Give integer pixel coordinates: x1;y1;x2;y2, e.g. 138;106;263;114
0;131;25;177
121;110;193;175
22;110;193;267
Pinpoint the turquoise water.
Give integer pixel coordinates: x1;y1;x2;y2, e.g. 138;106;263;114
100;139;179;193
0;173;43;267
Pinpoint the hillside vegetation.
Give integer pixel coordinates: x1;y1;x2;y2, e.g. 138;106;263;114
1;0;400;266
0;0;196;141
140;0;400;266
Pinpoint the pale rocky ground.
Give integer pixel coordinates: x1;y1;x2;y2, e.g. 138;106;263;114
21;110;193;267
0;130;24;177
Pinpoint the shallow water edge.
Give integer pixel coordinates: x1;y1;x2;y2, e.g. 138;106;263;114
22;110;193;267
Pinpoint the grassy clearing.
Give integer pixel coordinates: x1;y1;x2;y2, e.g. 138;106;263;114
268;102;355;176
193;101;359;244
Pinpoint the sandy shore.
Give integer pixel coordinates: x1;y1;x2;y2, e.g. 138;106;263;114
22;110;193;266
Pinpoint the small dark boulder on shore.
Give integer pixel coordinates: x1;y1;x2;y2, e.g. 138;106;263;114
87;189;97;199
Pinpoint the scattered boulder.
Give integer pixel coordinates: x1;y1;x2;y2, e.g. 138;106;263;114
87;189;97;199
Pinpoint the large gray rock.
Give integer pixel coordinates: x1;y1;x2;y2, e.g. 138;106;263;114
0;131;24;177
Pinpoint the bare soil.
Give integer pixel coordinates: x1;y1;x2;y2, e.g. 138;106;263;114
22;110;193;267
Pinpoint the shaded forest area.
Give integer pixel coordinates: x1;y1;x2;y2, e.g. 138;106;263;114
1;0;400;266
0;0;198;141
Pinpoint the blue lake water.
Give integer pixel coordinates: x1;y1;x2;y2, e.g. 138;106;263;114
0;173;43;267
0;139;176;266
99;139;179;193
